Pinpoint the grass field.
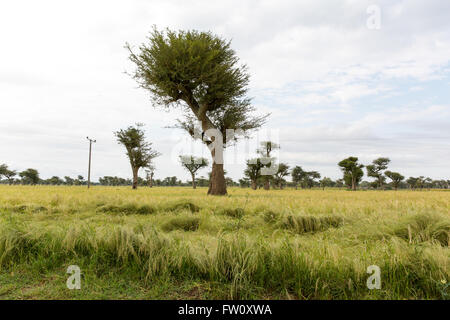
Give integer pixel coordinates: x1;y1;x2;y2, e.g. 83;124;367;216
0;185;448;300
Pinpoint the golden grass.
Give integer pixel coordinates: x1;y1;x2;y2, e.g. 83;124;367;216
0;185;448;299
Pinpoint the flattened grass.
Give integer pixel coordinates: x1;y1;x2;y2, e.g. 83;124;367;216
0;186;448;299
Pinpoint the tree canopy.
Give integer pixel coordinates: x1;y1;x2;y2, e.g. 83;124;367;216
114;123;160;189
126;27;268;195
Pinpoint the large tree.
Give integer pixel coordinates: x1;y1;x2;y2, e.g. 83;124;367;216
127;28;268;195
0;164;16;185
338;157;364;191
366;157;390;189
384;171;404;190
180;155;209;189
19;168;40;185
114;123;160;189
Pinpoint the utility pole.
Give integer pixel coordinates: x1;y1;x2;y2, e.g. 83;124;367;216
86;136;96;189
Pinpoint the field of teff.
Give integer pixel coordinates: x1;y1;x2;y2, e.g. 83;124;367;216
0;186;449;300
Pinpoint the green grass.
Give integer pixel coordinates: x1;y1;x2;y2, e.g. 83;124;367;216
0;186;448;300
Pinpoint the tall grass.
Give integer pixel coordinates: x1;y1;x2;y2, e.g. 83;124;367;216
0;186;448;299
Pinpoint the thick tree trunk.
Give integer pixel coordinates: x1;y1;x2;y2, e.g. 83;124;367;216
251;180;257;190
352;177;356;191
132;168;138;190
149;174;153;188
192;173;196;189
208;162;227;195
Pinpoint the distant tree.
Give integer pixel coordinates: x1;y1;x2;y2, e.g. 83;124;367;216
179;155;209;189
366;157;390;189
273;163;290;189
423;177;433;190
244;158;264;190
291;166;306;189
335;178;344;189
338;157;364;191
384;171;405;190
47;176;63;185
238;178;250;188
74;175;85;186
319;177;334;190
64;176;74;185
114;123;160;189
0;164;17;185
19;168;40;185
406;177;419;190
257;141;280;190
127;28;268;195
303;171;321;189
145;165;156;188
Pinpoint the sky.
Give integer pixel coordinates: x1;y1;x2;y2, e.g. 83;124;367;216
0;0;449;182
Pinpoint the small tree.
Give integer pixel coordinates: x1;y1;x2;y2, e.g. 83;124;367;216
145;165;156;188
19;168;40;185
180;155;209;189
291;166;306;189
406;177;419;190
0;164;17;185
366;157;390;189
244;158;264;190
115;123;160;189
303;171;321;188
64;176;74;185
319;177;333;190
127;28;268;195
257;141;280;190
47;176;63;185
385;171;404;190
338;157;364;191
273;163;290;189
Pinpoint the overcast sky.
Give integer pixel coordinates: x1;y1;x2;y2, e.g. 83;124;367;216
0;0;449;182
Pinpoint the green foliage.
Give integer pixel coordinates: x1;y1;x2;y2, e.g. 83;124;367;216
366;157;391;189
114;123;159;170
0;164;16;184
291;166;306;187
180;156;208;174
273;163;290;189
127;28;268;143
243;158;264;189
114;123;160;189
338;157;364;190
19;168;40;185
385;171;405;190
